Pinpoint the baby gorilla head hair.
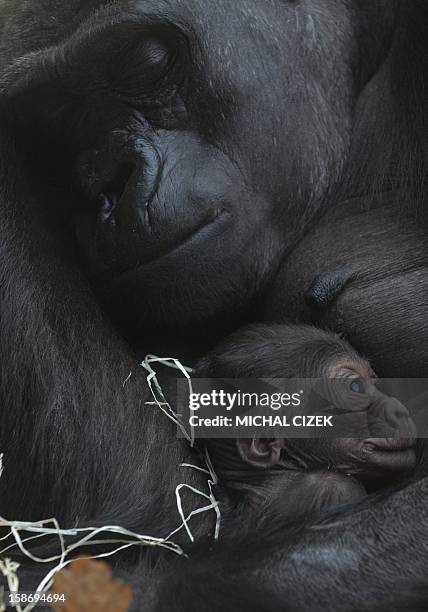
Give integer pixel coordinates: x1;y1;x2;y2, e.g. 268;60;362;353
196;322;369;379
196;324;417;520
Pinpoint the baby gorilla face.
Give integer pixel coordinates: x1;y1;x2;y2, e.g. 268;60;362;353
240;358;417;484
319;359;415;479
196;323;418;487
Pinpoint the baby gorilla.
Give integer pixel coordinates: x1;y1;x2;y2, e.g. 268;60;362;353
196;324;416;521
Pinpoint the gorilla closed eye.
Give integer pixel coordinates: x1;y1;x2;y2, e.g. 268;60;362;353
107;29;183;100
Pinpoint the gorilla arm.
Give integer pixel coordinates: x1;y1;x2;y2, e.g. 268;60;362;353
0;120;207;537
2;144;428;609
152;476;428;612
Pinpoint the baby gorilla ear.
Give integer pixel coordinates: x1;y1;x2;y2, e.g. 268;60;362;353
237;438;283;468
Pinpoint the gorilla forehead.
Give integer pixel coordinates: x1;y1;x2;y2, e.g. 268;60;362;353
0;0;356;170
0;0;353;70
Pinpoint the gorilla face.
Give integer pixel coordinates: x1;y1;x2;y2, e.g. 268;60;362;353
0;0;396;339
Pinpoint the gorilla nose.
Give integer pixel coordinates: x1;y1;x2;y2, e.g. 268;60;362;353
77;148;135;215
384;401;411;430
368;397;416;438
76;133;161;213
74;133;162;272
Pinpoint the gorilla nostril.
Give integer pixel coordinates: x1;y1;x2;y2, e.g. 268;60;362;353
98;194;116;223
76;145;135;206
368;397;415;438
74;135;163;271
385;403;409;429
103;161;135;202
97;161;135;222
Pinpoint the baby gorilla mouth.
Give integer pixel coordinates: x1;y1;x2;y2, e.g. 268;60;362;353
365;438;416;451
360;438;417;485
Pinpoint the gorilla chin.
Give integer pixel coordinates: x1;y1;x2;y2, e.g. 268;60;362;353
92;205;241;338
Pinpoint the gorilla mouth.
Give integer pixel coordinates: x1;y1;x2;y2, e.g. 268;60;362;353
364;438;416;452
75;171;231;282
112;206;230;278
362;438;417;474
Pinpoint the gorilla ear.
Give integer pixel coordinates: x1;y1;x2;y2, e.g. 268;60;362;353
237;438;283;468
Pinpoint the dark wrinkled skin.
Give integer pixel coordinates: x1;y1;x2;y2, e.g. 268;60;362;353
0;1;428;611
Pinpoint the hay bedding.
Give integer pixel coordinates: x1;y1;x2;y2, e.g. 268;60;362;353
0;357;221;612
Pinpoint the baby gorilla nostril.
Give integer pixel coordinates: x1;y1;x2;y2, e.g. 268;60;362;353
386;402;408;428
368;396;415;438
384;401;416;438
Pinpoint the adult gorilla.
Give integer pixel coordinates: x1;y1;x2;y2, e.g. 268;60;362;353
0;0;400;344
0;1;428;611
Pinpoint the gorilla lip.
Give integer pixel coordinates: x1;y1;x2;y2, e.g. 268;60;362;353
109;207;230;279
365;438;416;452
360;439;417;476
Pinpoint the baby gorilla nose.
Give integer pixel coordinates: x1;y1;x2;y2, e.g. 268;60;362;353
368;395;416;439
385;401;412;431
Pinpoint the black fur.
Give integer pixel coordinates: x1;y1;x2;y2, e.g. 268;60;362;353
0;2;427;611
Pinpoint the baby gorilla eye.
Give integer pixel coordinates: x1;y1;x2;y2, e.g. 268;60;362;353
350;379;365;394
